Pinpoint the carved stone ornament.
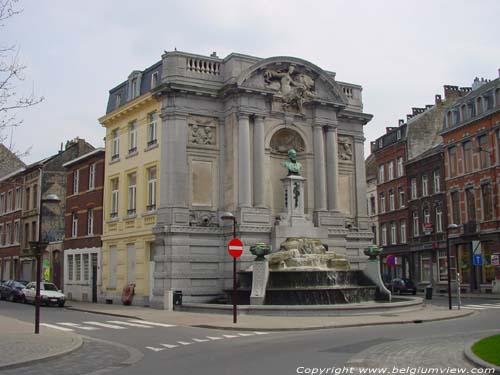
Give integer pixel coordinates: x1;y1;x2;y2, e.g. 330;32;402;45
188;117;217;146
264;64;315;112
270;128;305;154
338;136;353;161
189;211;217;227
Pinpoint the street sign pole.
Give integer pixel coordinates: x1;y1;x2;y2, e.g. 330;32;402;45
228;237;243;324
233;256;237;324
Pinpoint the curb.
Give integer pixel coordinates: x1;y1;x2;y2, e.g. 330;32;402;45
464;339;500;372
65;306;142;320
0;333;83;370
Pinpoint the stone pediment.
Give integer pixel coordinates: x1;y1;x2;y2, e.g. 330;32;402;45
237;57;348;109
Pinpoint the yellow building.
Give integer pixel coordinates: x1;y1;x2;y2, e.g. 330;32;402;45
99;65;161;304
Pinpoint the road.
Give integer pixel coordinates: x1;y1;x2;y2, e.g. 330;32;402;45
0;296;499;375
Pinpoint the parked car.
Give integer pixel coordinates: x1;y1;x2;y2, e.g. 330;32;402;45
0;280;29;302
22;282;66;307
388;278;417;295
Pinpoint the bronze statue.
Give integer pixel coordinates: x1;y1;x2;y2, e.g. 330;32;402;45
283;148;302;176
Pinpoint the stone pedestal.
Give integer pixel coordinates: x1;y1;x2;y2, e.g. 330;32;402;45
250;261;269;305
280;175;306;226
363;259;392;301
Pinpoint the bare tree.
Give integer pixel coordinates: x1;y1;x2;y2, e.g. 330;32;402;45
0;0;43;155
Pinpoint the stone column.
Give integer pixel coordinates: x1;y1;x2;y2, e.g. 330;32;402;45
354;137;368;217
325;126;339;211
253;115;266;208
313;125;327;211
238;113;252;207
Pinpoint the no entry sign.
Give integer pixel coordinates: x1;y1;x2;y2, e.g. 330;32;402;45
386;254;397;267
228;238;243;258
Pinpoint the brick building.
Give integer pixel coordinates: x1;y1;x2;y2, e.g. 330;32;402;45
62;148;105;302
441;76;500;293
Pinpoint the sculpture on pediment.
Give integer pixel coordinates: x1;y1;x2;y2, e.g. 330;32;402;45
188;118;216;146
338;136;353;161
270;128;305;154
264;65;315;112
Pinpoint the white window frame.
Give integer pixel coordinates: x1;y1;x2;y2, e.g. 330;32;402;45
398;186;405;208
147;167;157;211
111;178;119;218
390;222;397;245
151;72;159;88
423;207;431;225
0;224;3;246
75;254;81;282
422;175;428;197
67;254;74;281
388;161;394;180
400;220;407;244
5;222;11;244
378;165;385;183
15;187;22;210
72;213;78;238
147;112;157;146
411;178;417;199
433;170;440;193
397;157;404;177
380;193;386;214
112;129;120;159
89;163;96;190
73;169;79;195
0;193;5;214
129;121;137;153
389;190;395;211
413;212;419;237
436;207;443;233
87;208;94;236
13;220;20;244
381;224;387;246
127;173;137;215
6;190;12;212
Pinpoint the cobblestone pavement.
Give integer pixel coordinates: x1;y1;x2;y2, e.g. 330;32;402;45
1;338;132;375
343;333;493;372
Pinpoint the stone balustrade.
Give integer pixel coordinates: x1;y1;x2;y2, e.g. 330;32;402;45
186;58;221;75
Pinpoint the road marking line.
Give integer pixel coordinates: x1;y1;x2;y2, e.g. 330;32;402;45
462;306;486;310
146;346;165;352
161;344;178;348
192;338;210;342
463;304;496;308
40;323;74;332
177;341;191;345
238;332;255;336
223;334;238;338
58;323;99;331
107;320;152;328
128;320;176;327
83;321;127;329
253;331;270;335
477;304;500;307
207;336;223;340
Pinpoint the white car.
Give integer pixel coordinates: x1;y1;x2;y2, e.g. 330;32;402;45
22;282;66;307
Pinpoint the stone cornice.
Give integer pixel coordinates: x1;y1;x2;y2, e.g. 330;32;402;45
338;110;373;125
99;93;156;126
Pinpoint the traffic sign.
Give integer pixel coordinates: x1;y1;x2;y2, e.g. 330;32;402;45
386;254;397;267
473;254;483;266
491;254;500;267
228;238;243;258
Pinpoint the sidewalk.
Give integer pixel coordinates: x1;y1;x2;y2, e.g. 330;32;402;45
66;301;474;331
0;315;82;370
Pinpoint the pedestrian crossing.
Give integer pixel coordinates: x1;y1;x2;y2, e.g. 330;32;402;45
145;331;270;352
461;302;500;310
40;319;176;332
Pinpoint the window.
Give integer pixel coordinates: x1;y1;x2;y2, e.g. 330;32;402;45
463;141;473;173
73;169;79;194
398;186;405;208
478;135;490;169
24;223;29;247
380;193;385;214
378;138;383;149
127;173;137;215
111;129;120;160
67;255;74;281
451;191;461;224
25;187;30;210
147;112;157;146
128;121;137;153
422;175;428;197
33;184;37;208
481;183;493;221
370;196;376;216
448;146;458;177
460;105;467;121
476;96;483;115
147;167;157;211
14;221;20;244
390;222;397;245
378;165;385;183
115;93;121;109
423;207;430;225
389;189;395;211
87;208;94;236
412;211;419;237
381;224;387;246
5;223;11;244
110;178;119;218
72;213;78;238
397;157;404;177
75;254;81;281
89;163;96;190
438;250;456;282
0;224;3;246
396;129;401;140
465;187;476;222
387;161;394;180
436;206;443;233
433;170;440;193
411;178;417;199
446;111;453;128
130;78;138;99
6;190;12;212
0;193;4;214
400;220;407;244
15;187;21;209
151;72;159;88
83;254;89;281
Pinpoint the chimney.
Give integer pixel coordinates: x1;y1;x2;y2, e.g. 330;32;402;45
398;119;404;126
406;114;413;121
444;85;460;100
435;94;442;104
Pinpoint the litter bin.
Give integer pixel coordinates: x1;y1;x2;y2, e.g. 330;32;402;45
425;285;433;300
173;290;183;306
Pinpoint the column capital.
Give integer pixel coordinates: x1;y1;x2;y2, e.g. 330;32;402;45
325;125;338;132
253;114;266;121
237;112;251;121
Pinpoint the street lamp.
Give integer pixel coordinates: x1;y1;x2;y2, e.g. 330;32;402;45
32;192;61;334
446;223;459;310
220;212;237;324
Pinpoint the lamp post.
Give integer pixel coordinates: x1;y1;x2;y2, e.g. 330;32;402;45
446;223;458;310
32;192;61;334
220;212;237;324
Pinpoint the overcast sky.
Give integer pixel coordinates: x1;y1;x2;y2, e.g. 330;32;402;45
4;0;500;164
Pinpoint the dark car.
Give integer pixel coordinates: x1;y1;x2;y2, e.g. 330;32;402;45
388;278;417;295
0;280;29;302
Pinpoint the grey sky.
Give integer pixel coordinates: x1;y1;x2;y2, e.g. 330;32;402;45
4;0;500;164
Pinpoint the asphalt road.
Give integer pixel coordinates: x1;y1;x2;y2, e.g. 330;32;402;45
1;297;499;375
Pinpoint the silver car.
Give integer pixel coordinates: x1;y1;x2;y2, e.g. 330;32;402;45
22;282;66;307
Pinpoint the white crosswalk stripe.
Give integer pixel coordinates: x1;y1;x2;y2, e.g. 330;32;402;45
161;344;178;348
192;338;210;342
41;323;74;332
146;346;165;352
107;320;152;328
128;319;176;327
462;302;500;310
40;319;178;332
206;336;223;340
58;322;100;331
83;321;127;329
177;341;191;345
238;332;255;337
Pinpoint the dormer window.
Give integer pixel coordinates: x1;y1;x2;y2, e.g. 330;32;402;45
115;93;121;109
495;88;500;107
131;78;138;99
476;96;483;115
460;105;467;121
151;72;159;88
446;111;452;128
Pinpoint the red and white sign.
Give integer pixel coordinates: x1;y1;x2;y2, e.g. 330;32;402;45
492;254;500;267
386;254;397;267
423;223;433;234
228;238;243;258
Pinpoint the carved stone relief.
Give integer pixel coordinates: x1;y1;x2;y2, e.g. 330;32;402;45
270;128;305;154
188;116;217;146
338;136;353;161
264;64;315;113
189;211;217;227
